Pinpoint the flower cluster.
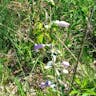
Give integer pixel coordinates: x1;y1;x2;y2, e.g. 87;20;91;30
34;20;70;92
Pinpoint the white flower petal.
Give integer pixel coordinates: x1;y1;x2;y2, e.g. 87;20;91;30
62;69;69;74
53;20;70;28
45;61;53;69
50;84;56;88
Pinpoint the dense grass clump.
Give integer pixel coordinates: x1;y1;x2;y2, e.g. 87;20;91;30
0;0;96;96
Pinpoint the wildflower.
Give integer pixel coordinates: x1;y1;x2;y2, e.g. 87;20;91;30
34;44;45;51
34;44;51;52
62;69;69;74
62;61;70;67
40;82;46;89
44;24;51;29
45;61;53;69
40;80;55;89
45;80;52;86
45;44;52;47
53;20;70;28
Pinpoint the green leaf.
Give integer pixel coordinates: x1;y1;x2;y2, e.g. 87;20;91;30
82;93;89;96
70;90;79;95
37;34;44;43
14;77;26;96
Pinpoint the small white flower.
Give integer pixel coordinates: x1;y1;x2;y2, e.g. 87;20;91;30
62;69;69;74
45;44;52;47
53;20;70;28
50;84;56;88
44;24;50;29
45;61;53;69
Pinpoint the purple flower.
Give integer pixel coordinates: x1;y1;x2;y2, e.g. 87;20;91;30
62;61;70;67
53;20;70;28
34;44;52;52
45;80;52;86
40;82;46;89
34;44;45;51
40;80;54;89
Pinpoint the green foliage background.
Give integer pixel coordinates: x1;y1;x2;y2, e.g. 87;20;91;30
0;0;96;96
